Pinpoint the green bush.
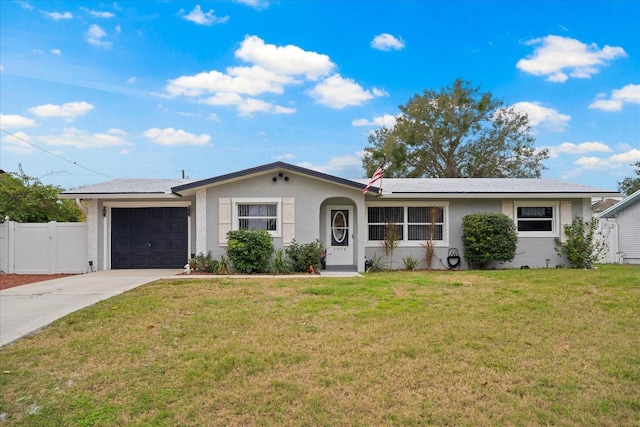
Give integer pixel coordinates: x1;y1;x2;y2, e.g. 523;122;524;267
286;239;322;272
462;213;517;269
226;229;274;273
555;215;606;269
193;251;218;273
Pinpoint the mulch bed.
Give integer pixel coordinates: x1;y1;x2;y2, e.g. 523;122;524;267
0;272;73;290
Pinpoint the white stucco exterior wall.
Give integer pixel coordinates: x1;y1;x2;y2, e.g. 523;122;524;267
196;188;207;256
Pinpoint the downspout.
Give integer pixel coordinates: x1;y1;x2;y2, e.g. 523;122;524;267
75;198;87;213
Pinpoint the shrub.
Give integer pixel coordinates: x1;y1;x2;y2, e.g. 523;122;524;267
271;248;292;274
193;251;218;273
462;213;517;269
402;254;419;271
365;254;385;272
226;229;274;273
286;239;323;272
555;215;606;269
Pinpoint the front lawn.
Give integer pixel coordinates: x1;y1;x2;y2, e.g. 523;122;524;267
1;265;638;426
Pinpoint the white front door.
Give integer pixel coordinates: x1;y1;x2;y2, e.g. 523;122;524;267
325;206;353;266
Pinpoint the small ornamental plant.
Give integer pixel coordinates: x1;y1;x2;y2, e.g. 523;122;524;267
555;216;607;269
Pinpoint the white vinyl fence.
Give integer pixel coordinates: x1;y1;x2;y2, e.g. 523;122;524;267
597;219;622;264
0;221;88;274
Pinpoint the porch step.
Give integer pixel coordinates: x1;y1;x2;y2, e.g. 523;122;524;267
323;265;357;272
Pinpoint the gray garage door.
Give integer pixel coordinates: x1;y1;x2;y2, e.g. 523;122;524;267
111;207;188;269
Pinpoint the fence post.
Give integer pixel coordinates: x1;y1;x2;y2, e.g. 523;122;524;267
0;221;6;273
7;221;16;274
49;221;56;274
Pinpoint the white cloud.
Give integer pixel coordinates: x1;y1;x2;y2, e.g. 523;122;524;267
181;5;229;25
166;67;295;98
106;128;128;136
127;77;137;84
237;98;296;116
50;49;61;55
164;35;379;115
87;24;112;48
1;131;33;154
511;101;571;132
143;128;211;146
309;74;385;108
352;114;397;128
371;33;405;51
41;10;73;20
200;93;295;116
516;35;627;82
28;101;94;120
297;152;364;175
546;141;612;158
39;127;131;148
235;35;334;80
273;153;296;160
81;7;115;18
588;99;622;112
235;0;269;10
609;149;640;163
574;148;640;171
589;84;640;111
0;114;37;129
16;1;34;10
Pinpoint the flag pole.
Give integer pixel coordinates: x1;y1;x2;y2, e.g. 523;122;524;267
378;156;386;195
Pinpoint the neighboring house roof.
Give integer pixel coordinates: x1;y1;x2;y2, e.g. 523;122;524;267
591;198;620;213
171;161;372;195
352;177;619;199
59;179;193;199
598;189;640;218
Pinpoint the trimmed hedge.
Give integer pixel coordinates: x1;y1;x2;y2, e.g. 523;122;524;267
226;229;274;273
462;213;517;269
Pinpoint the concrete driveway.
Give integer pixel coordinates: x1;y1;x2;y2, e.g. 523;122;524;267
0;269;181;347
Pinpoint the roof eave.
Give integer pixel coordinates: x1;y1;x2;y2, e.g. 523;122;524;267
58;193;182;200
171;161;367;195
378;191;620;199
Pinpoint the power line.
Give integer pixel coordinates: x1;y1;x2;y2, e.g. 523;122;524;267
0;128;114;179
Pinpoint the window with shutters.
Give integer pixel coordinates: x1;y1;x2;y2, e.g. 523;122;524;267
514;202;559;237
232;198;282;237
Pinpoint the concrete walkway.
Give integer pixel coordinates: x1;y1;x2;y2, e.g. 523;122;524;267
0;269;361;347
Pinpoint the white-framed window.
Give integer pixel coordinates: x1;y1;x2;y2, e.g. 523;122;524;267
367;203;448;246
514;201;559;237
232;198;282;237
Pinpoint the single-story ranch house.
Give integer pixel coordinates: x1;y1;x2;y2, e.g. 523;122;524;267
60;162;619;272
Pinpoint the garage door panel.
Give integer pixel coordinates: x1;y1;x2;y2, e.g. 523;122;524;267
111;207;188;269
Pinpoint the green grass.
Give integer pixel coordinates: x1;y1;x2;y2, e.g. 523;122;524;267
1;264;639;426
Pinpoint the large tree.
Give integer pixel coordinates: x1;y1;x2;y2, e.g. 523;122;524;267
363;79;549;178
617;161;640;196
0;166;83;223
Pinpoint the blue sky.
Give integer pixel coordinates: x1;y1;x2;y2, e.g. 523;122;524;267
1;1;638;191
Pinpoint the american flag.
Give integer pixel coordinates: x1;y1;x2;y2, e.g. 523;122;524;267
363;163;384;194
